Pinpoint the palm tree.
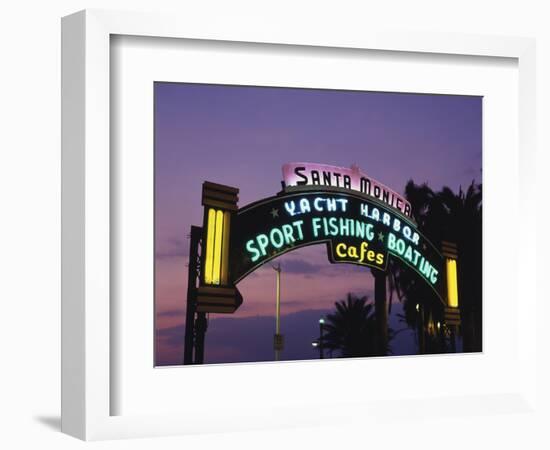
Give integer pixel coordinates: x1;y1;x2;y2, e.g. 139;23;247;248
389;180;482;353
437;183;482;352
321;293;380;357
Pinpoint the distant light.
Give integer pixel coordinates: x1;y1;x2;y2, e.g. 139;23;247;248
437;321;441;330
415;304;420;312
311;341;319;348
319;318;325;325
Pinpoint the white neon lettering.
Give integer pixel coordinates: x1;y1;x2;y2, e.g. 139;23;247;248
336;198;348;212
299;198;311;214
284;201;296;216
326;198;337;211
313;197;324;211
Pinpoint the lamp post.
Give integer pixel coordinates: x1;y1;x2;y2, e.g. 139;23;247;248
311;340;319;355
272;263;283;361
319;318;325;359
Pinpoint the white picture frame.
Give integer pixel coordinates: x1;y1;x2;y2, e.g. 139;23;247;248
61;9;537;441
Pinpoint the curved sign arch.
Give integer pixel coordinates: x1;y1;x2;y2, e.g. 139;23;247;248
229;188;444;302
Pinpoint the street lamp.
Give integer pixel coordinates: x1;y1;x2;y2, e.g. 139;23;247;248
319;318;325;359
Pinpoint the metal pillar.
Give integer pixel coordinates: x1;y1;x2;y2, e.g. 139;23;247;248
183;225;202;365
449;325;457;353
194;312;208;364
372;268;388;356
319;319;325;359
273;263;283;361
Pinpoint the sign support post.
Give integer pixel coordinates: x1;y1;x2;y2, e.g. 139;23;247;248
372;268;388;356
193;313;208;364
273;263;283;361
183;225;202;365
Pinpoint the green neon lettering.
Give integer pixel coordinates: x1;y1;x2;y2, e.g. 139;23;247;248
323;217;330;235
413;249;421;265
365;223;374;241
292;220;304;240
329;217;338;236
420;258;431;278
246;240;261;262
418;255;426;274
430;268;438;284
340;218;350;236
311;218;321;237
257;234;269;256
347;219;354;236
387;232;396;250
270;228;284;248
355;221;365;239
396;239;405;255
404;245;413;262
281;224;295;243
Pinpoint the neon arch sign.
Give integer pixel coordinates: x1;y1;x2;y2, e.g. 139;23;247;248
184;163;461;364
193;163;459;310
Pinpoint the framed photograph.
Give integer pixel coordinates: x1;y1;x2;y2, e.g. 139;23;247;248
61;9;537;440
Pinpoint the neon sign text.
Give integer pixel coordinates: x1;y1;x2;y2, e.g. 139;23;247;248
232;191;443;300
282;162;412;218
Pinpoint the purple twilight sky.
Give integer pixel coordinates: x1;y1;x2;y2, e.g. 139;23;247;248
154;82;481;366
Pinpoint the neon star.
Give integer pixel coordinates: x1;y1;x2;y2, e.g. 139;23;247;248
378;232;384;242
270;208;279;218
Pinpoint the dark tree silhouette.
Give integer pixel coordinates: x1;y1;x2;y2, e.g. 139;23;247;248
389;180;482;353
321;294;388;357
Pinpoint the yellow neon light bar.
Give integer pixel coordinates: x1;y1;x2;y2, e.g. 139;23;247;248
212;209;224;285
221;210;231;285
446;258;459;308
204;208;231;286
204;208;216;284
